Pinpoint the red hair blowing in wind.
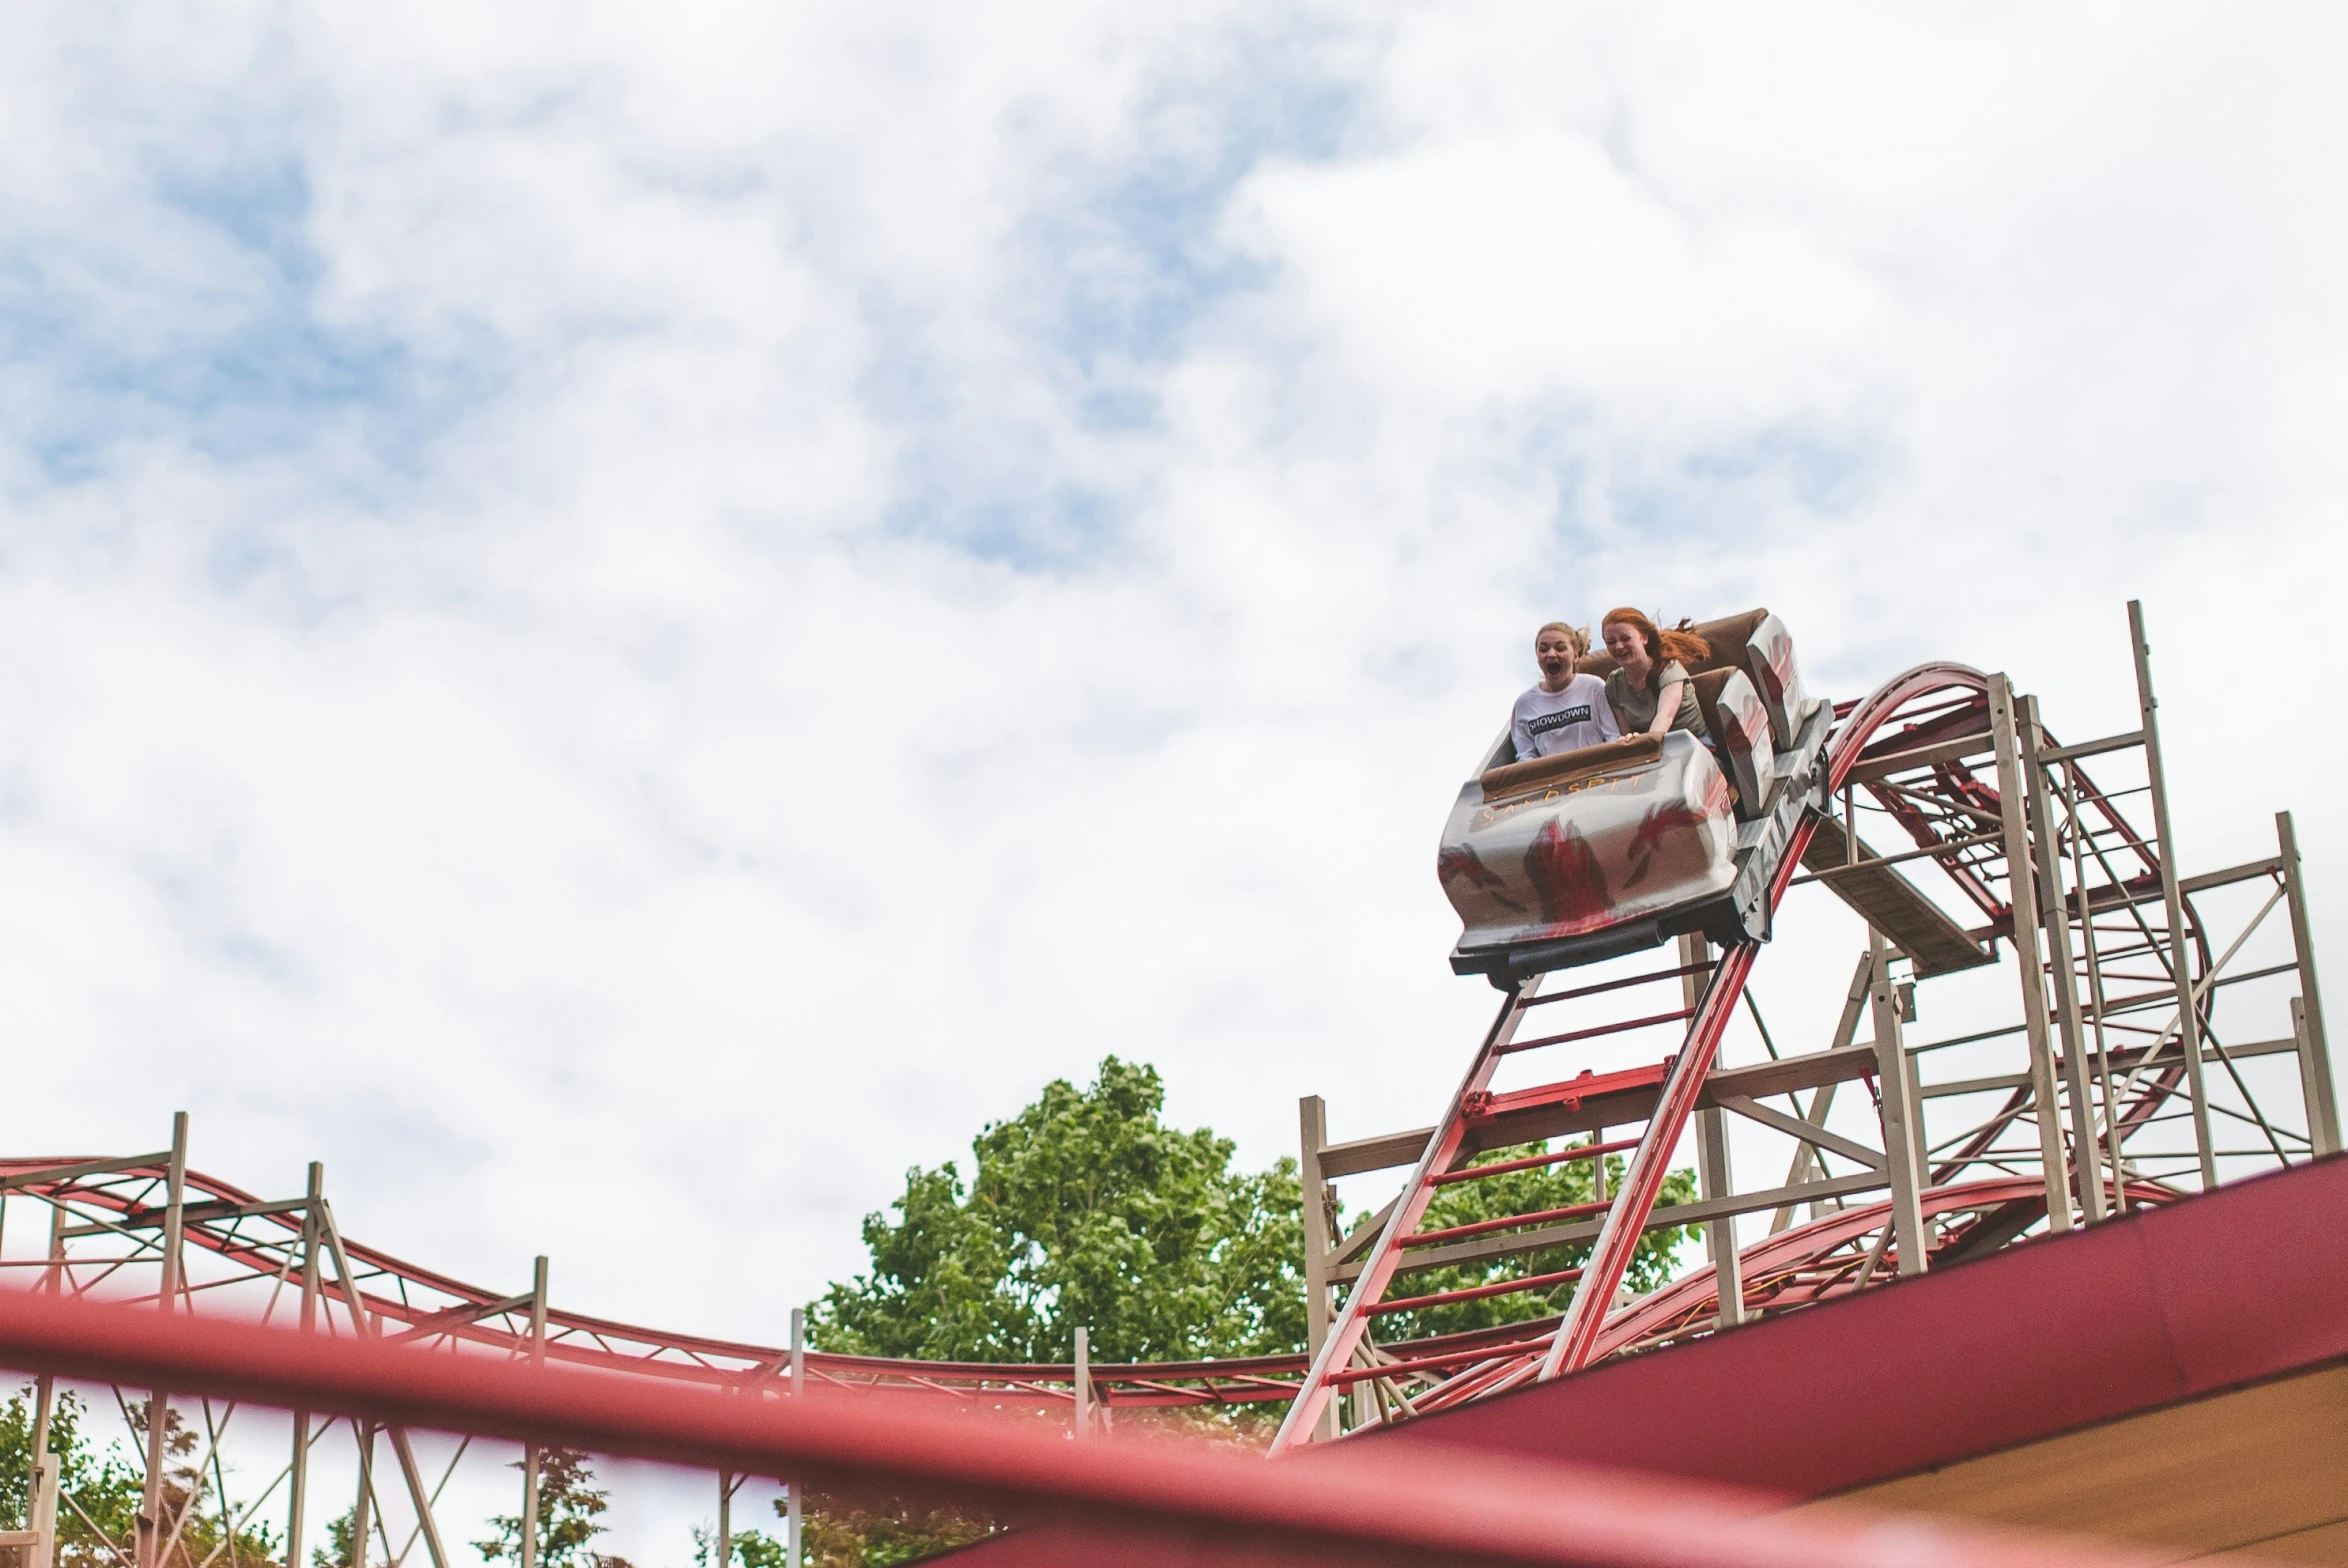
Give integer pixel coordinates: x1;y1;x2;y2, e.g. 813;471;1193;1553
1600;608;1709;669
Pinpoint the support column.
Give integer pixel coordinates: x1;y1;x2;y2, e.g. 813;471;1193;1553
1868;926;1928;1275
2279;811;2339;1155
1298;1093;1342;1440
520;1257;548;1568
26;1450;57;1568
2130;600;2217;1190
1697;1109;1742;1326
350;1424;375;1568
715;1472;731;1568
288;1162;323;1568
388;1429;451;1568
1072;1327;1091;1439
1990;677;2075;1233
137;1112;188;1568
32;1197;61;1568
28;1374;52;1485
1678;934;1741;1326
2069;798;2128;1215
1296;1097;1335;1381
2022;695;2105;1222
32;1200;63;1468
786;1308;804;1568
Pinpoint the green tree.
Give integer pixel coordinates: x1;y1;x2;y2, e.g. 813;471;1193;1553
802;1059;1703;1564
0;1388;142;1568
474;1449;629;1568
793;1496;993;1568
0;1390;276;1568
694;1499;994;1568
813;1057;1304;1364
692;1523;790;1568
312;1506;359;1568
1359;1140;1700;1343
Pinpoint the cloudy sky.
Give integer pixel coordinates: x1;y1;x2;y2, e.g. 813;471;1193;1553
3;0;2343;1372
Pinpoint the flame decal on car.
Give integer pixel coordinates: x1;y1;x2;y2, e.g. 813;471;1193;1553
1523;818;1611;927
1622;769;1731;889
1438;843;1526;912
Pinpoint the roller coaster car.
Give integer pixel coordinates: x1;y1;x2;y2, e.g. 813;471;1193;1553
1441;610;1833;988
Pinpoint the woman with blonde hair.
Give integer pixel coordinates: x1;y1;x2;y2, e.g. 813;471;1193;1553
1508;621;1620;761
1599;609;1711;741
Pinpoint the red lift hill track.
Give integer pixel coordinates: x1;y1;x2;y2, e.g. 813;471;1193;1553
0;602;2328;1567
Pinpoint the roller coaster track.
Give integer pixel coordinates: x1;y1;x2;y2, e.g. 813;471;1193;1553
1274;618;2336;1448
0;608;2329;1505
0;1153;1307;1414
1267;665;1980;1445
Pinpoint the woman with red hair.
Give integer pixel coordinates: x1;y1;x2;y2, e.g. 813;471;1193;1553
1599;609;1711;742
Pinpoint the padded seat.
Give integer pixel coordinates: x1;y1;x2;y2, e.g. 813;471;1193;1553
1693;666;1777;821
1577;609;1769;686
1581;609;1809;752
1690;666;1739;741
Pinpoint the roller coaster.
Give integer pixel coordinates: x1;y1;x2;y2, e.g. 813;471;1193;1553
0;600;2327;1568
1279;600;2332;1447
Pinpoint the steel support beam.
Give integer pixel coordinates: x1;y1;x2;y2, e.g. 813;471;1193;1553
1314;1046;1882;1180
521;1256;548;1568
2130;599;2218;1190
1717;1097;1884;1171
2279;810;2339;1155
1296;1094;1339;1441
1867;927;1928;1276
136;1111;188;1568
1334;1170;1890;1281
1682;936;1742;1329
1696;1111;1742;1329
25;1455;56;1568
1990;676;2074;1233
287;1161;323;1568
2022;695;2105;1222
786;1306;804;1568
351;1423;375;1568
389;1426;454;1568
0;1153;175;1194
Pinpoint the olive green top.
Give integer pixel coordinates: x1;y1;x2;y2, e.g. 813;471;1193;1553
1606;660;1708;739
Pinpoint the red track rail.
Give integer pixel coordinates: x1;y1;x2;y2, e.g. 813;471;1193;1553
0;1288;2172;1568
0;1154;1307;1410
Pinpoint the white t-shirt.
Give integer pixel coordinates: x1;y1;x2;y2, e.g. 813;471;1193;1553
1510;675;1621;760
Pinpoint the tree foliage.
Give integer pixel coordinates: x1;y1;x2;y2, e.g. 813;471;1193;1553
802;1057;1704;1564
700;1498;995;1568
311;1507;359;1568
812;1057;1304;1364
791;1495;993;1568
0;1389;276;1568
474;1449;629;1568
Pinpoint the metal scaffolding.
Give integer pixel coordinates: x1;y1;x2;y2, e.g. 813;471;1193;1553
0;1136;1302;1568
1280;601;2333;1445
